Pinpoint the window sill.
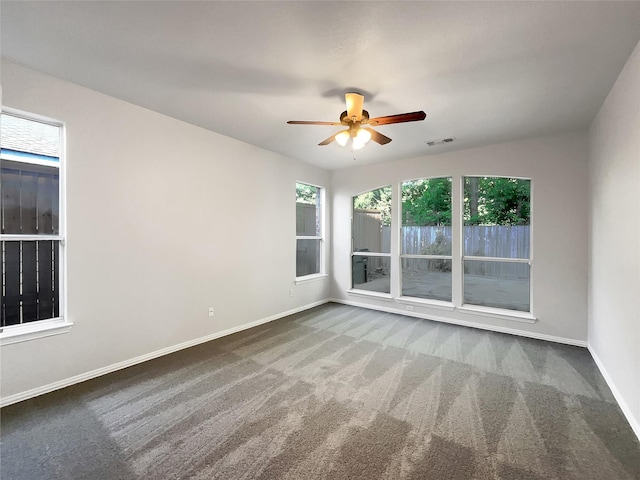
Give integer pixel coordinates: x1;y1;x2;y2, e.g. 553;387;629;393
396;296;455;311
457;305;536;323
347;289;394;301
295;273;329;285
1;318;74;346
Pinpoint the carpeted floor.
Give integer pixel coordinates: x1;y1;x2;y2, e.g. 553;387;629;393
2;303;639;479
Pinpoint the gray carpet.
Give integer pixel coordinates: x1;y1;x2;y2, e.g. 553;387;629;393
2;303;639;479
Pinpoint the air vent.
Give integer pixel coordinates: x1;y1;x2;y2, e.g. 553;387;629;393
425;137;455;147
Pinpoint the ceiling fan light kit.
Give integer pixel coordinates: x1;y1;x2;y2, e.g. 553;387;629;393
287;93;426;150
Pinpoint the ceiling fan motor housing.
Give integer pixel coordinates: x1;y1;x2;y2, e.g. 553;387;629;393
340;110;370;125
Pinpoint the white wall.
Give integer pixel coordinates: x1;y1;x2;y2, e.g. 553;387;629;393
588;41;640;436
0;61;331;401
331;131;589;343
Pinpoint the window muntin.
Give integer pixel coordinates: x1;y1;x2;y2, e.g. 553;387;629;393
463;177;531;312
1;111;64;328
351;186;391;292
400;177;452;301
296;182;324;278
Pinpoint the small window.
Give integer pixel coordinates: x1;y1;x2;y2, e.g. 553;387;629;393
401;177;452;302
1;111;65;328
296;182;324;278
463;177;531;312
352;185;392;293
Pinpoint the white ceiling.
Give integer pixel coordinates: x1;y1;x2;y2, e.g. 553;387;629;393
2;1;639;170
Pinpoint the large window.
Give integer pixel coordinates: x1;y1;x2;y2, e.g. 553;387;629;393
349;175;533;316
1;111;65;331
463;177;531;312
296;182;324;278
352;186;391;293
401;177;452;302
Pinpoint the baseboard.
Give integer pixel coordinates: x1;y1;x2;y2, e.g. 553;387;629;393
329;297;588;347
0;299;329;408
588;344;640;441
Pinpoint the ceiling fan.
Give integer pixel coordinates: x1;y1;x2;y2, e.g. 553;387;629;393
287;93;426;150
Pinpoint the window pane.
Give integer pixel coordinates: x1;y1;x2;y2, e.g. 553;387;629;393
402;258;452;301
352;255;390;293
2;162;60;235
464;177;531;226
463;225;529;258
353;186;391;254
402;178;452;226
296;183;320;236
1;240;60;326
1;114;61;158
296;239;321;277
463;177;530;258
401;227;452;256
401;177;452;255
463;260;530;312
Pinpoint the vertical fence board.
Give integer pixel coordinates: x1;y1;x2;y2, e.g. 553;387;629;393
37;174;54;234
353;209;385;271
296;203;317;236
2;241;21;326
21;171;39;234
51;175;60;234
53;242;60;317
38;240;54;320
1;169;21;233
22;241;38;322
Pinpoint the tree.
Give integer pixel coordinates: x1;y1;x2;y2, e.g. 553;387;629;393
402;178;452;226
296;183;317;204
464;177;530;225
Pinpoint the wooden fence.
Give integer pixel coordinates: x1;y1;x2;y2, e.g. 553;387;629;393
1;164;60;326
296;203;320;276
353;209;386;272
377;225;529;278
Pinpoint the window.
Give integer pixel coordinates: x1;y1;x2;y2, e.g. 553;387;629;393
296;182;324;278
352;185;392;294
1;110;66;339
349;175;533;318
463;177;531;312
401;177;452;302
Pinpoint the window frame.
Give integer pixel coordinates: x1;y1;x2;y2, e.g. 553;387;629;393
347;175;535;321
0;107;71;345
350;184;393;297
295;181;327;283
398;176;454;305
459;175;533;317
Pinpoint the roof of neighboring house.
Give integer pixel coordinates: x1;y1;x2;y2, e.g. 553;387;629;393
1;113;60;158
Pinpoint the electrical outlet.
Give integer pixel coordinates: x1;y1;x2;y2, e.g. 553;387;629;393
289;289;294;297
208;307;215;317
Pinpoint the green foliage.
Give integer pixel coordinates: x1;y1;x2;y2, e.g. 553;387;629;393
351;177;530;228
402;178;452;226
353;186;392;226
296;183;317;204
464;177;530;226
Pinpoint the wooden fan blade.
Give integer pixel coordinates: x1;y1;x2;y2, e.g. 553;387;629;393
318;133;337;146
365;128;392;145
287;120;342;126
345;93;364;121
368;111;426;126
